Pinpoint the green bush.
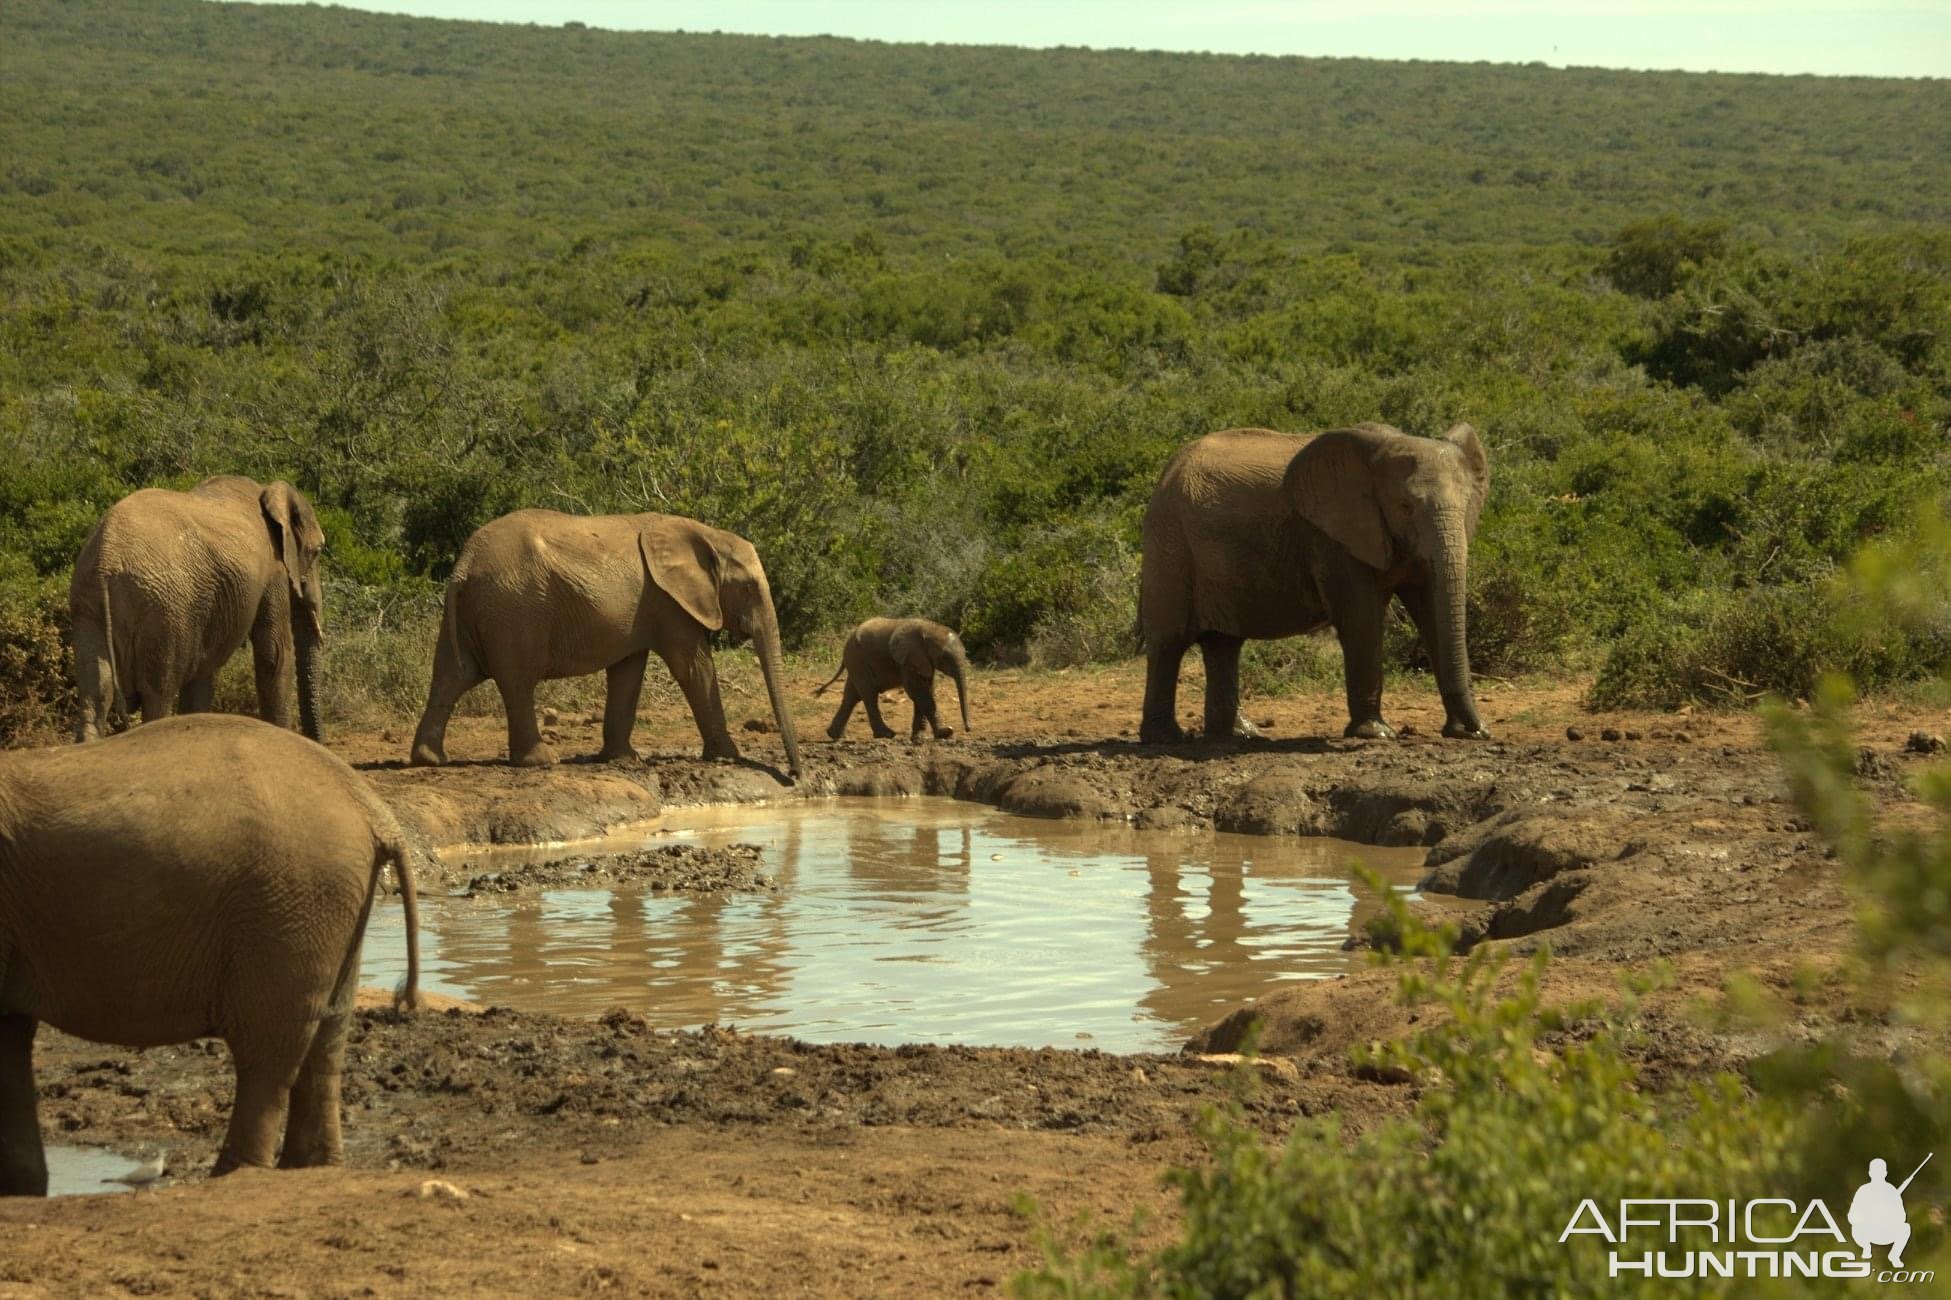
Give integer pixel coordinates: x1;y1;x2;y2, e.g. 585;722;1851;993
1589;579;1951;710
0;554;72;747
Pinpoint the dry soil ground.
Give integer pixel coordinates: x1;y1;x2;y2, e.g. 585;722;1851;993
3;662;1944;1296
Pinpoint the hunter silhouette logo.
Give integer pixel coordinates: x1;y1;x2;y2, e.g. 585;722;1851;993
1560;1152;1937;1282
1851;1154;1931;1269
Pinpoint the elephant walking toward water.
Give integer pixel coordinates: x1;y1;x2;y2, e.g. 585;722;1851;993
0;714;419;1194
409;509;802;777
817;617;971;740
69;476;328;744
1138;423;1492;744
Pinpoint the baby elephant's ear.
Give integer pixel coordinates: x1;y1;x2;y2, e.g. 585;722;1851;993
638;519;724;631
889;622;929;675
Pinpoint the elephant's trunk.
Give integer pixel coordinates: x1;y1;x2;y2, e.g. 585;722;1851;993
295;598;323;743
1427;504;1487;740
753;607;801;779
947;646;971;734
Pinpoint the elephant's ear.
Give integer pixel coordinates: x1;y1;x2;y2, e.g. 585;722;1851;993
639;519;724;632
258;481;322;587
889;623;929;676
1444;423;1491;535
1285;431;1394;572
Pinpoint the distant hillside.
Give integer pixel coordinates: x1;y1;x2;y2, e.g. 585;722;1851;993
3;0;1945;269
0;0;1946;742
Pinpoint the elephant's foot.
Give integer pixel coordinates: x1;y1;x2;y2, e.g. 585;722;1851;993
932;726;956;740
701;739;742;763
597;744;642;764
1139;720;1188;745
1442;719;1492;740
870;726;897;740
1344;718;1397;740
408;741;446;767
826;725;847;741
510;742;559;768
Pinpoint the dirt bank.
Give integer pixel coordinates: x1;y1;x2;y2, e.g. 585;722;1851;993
5;666;1939;1295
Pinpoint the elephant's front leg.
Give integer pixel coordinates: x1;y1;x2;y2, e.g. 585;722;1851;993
0;1013;47;1197
496;675;557;767
903;672;947;740
1397;585;1489;739
599;650;650;762
1325;574;1393;739
666;643;740;761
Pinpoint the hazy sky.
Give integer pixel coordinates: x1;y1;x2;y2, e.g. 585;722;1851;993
256;1;1950;78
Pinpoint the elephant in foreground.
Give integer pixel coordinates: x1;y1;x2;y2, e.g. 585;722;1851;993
69;475;327;744
409;509;802;777
817;617;971;740
0;715;420;1194
1138;422;1491;744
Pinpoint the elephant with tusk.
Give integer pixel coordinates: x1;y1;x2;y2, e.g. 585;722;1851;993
817;617;971;741
69;475;327;744
1138;422;1492;744
409;509;802;778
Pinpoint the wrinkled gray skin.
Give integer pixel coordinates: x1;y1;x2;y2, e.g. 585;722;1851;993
69;475;326;744
1138;423;1492;744
817;617;971;740
410;509;802;778
0;715;419;1195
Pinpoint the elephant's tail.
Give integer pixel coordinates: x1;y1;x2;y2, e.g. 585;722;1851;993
812;660;845;696
383;834;421;1013
98;572;129;722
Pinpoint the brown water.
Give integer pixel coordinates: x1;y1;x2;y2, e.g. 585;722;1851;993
361;798;1428;1054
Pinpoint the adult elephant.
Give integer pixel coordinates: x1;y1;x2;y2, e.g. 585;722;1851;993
0;714;419;1193
69;475;326;744
1138;422;1491;744
408;509;802;778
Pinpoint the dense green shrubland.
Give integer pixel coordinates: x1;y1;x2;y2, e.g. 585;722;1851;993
1;1;1947;740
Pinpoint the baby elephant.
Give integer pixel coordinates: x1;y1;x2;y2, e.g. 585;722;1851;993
0;715;420;1195
818;618;971;741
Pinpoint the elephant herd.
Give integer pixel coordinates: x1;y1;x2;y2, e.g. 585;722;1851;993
0;418;1490;1195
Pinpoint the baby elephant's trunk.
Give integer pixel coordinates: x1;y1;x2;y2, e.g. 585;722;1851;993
946;644;971;733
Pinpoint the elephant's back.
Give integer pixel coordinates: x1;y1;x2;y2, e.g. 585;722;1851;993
1141;429;1319;642
452;509;634;581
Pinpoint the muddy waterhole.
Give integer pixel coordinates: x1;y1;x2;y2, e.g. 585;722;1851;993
360;797;1426;1054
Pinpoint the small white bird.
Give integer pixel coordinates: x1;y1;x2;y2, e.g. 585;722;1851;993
102;1149;167;1189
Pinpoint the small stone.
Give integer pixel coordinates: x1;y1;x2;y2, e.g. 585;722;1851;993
1624;730;1642;741
771;1066;797;1078
1906;731;1946;755
1601;727;1622;742
1565;726;1584;741
580;1152;600;1166
417;1179;469;1201
742;718;773;733
1130;1067;1149;1085
541;708;560;727
1257;717;1275;729
1673;732;1692;744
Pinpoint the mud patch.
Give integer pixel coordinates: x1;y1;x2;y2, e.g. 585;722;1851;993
436;842;775;896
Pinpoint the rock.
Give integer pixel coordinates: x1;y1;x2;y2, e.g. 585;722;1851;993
742;718;773;734
541;708;560;727
1187;1052;1300;1083
1673;732;1692;744
1214;773;1318;835
1427;810;1639;900
770;1066;797;1078
1624;729;1642;741
997;770;1119;820
1601;727;1622;742
1565;726;1584;741
1907;731;1946;755
1134;804;1196;831
417;1179;469;1201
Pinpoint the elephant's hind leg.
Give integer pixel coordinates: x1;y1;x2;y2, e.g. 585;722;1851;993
214;1023;315;1176
496;675;558;768
280;1012;351;1168
0;1013;47;1196
860;685;897;740
598;649;650;762
826;681;862;740
1140;634;1192;744
410;638;486;766
72;618;114;743
178;671;216;715
1197;634;1262;742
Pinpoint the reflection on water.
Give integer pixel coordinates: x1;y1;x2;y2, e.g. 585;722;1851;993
363;798;1427;1053
45;1145;138;1197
